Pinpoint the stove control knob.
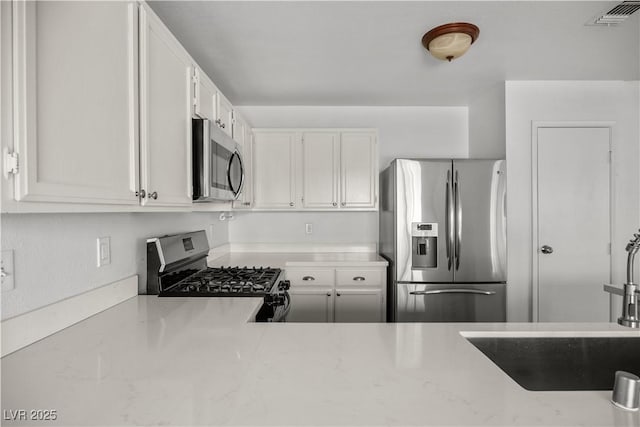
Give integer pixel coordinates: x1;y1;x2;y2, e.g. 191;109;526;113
278;280;290;291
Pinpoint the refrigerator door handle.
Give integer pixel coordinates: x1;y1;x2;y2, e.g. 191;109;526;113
410;289;496;296
445;170;453;270
454;170;462;270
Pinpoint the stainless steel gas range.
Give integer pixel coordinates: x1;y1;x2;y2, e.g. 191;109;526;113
146;230;290;322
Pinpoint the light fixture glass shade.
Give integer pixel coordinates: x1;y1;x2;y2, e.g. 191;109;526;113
428;33;472;61
421;23;480;62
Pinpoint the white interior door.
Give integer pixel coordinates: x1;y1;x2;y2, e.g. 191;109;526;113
536;126;611;322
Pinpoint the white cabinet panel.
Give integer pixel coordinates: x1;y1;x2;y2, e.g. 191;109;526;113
232;113;253;209
340;132;377;208
139;4;192;206
302;132;339;209
12;1;139;204
217;92;234;138
334;289;383;323
194;67;215;121
253;132;297;209
287;288;334;323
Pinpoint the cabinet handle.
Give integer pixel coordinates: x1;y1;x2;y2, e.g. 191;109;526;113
326;292;332;297
336;293;341;297
215;118;222;126
302;276;315;281
341;202;346;207
136;189;146;199
221;123;226;129
289;202;294;207
243;202;250;206
332;202;337;207
149;191;158;200
353;276;365;281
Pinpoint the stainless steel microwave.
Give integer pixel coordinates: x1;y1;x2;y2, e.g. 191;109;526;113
192;119;244;202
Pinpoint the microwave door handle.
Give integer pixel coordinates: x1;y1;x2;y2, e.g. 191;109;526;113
227;151;244;197
202;121;211;198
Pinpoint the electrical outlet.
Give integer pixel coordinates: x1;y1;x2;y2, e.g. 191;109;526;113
305;223;313;234
1;249;15;292
97;237;111;267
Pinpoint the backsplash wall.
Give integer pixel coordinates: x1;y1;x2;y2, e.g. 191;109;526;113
1;212;228;319
229;211;378;245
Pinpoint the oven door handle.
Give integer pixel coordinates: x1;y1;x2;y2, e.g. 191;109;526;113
410;289;496;296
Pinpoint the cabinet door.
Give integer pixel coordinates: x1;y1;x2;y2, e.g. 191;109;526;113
232;113;253;209
217;92;234;137
302;132;339;209
11;1;139;204
287;288;334;322
340;132;377;208
334;288;383;322
139;4;192;206
253;132;297;209
194;67;215;121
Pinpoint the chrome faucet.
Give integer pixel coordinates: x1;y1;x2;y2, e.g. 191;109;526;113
604;230;640;328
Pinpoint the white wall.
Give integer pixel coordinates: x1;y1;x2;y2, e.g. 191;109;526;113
468;83;506;159
237;106;469;169
235;106;469;244
230;211;377;244
505;81;640;322
1;212;229;319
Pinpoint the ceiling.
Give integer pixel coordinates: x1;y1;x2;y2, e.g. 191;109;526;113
149;1;640;106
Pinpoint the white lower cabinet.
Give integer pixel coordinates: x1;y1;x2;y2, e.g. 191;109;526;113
286;266;386;323
334;289;384;323
287;288;334;323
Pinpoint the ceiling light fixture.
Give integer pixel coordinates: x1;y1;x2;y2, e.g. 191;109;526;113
421;22;480;62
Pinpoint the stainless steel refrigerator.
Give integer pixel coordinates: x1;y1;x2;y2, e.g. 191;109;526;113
380;159;507;322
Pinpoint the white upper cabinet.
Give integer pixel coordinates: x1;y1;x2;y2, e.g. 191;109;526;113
252;129;377;211
217;92;234;138
340;131;377;208
10;1;139;204
232;112;254;209
253;131;297;209
193;67;216;121
139;4;193;206
194;66;234;140
301;131;340;209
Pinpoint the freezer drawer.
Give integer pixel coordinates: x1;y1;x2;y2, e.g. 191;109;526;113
396;283;506;322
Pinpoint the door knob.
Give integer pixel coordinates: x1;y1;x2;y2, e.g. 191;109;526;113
541;245;554;254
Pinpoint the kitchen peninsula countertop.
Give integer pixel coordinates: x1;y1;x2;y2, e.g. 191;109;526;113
2;296;639;426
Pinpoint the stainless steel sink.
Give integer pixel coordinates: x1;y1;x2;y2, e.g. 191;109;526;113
466;336;640;391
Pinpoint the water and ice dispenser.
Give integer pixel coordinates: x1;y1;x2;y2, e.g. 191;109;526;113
411;222;438;269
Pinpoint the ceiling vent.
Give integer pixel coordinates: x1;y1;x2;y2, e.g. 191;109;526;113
589;1;640;25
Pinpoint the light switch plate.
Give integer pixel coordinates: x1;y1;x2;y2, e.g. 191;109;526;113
1;249;15;291
97;237;111;267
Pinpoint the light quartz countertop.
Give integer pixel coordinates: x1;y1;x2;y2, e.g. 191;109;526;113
2;296;640;426
208;251;388;268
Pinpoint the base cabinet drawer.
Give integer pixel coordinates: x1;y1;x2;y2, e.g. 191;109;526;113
286;269;335;286
336;268;383;287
